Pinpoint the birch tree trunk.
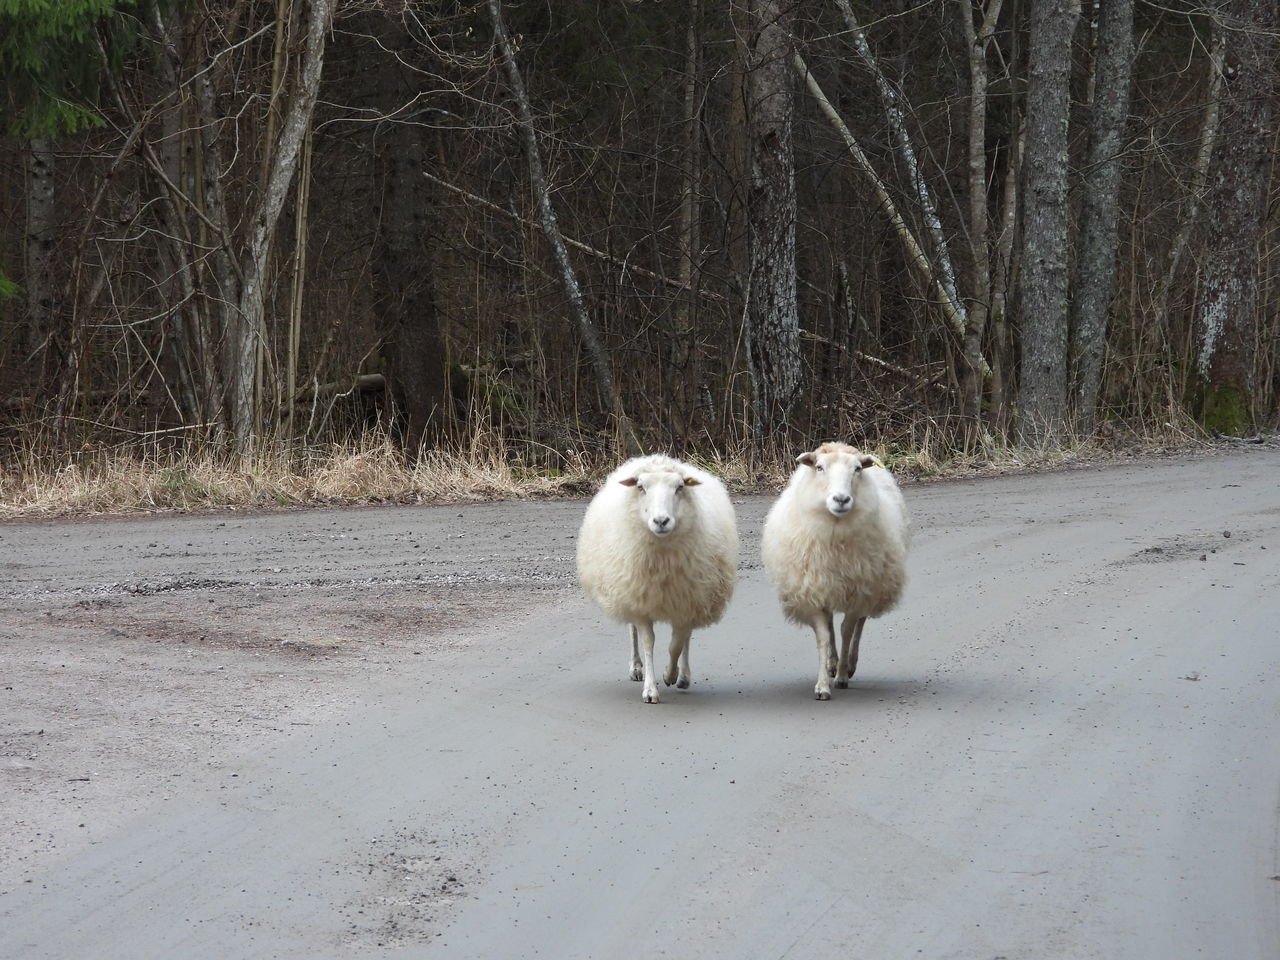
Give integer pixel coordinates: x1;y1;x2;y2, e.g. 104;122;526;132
959;0;1005;424
741;0;801;437
486;0;630;443
1070;0;1133;433
837;0;968;331
1194;0;1276;435
1153;35;1225;332
230;0;331;448
1017;0;1079;444
795;56;974;346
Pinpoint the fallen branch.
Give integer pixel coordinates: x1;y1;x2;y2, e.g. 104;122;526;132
799;329;955;395
277;373;385;419
793;52;988;378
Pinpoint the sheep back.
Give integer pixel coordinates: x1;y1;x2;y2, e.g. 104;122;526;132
576;456;738;628
761;463;908;623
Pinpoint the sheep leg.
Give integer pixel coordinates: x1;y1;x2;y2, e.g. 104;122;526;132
825;612;838;677
836;615;867;688
636;620;660;703
811;614;835;700
628;624;644;681
664;624;693;689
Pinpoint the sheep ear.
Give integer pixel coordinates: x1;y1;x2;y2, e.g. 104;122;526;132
683;476;701;487
860;455;882;469
796;452;818;467
619;476;639;487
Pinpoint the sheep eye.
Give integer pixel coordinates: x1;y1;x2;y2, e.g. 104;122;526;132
815;465;824;473
636;484;645;494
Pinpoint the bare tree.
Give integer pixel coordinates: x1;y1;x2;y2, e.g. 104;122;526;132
1017;0;1079;444
739;0;800;437
795;55;972;360
674;0;704;438
229;0;331;446
959;0;1006;424
1070;0;1133;433
23;137;57;394
486;0;629;442
366;14;450;457
1194;0;1277;434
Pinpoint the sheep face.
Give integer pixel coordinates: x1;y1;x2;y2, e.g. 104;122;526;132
619;469;701;538
795;445;878;518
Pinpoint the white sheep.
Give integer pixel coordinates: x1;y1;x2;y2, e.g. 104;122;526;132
576;454;738;703
761;442;909;700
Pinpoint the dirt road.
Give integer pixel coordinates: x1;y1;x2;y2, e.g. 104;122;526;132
2;449;1278;959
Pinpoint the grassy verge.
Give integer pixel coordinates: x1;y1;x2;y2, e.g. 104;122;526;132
0;422;1230;520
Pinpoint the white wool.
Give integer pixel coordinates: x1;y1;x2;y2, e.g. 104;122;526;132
576;454;738;702
762;462;908;622
577;455;737;629
761;443;909;698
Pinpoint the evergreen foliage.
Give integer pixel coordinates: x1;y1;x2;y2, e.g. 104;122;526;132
0;0;145;138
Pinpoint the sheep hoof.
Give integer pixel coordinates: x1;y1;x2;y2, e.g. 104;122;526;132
662;666;678;686
676;676;690;690
815;689;831;701
835;678;849;689
643;692;660;704
629;664;644;681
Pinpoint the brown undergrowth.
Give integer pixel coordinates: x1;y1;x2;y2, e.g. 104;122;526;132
0;418;1229;520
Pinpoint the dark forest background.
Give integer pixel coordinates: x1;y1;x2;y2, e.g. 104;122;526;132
1;0;1276;471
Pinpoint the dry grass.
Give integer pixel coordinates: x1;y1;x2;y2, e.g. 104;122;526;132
0;432;598;519
0;420;1225;520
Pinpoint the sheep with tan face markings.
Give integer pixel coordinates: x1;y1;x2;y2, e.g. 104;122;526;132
577;455;738;703
762;442;909;699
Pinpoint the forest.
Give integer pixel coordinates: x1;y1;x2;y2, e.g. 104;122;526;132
1;0;1277;503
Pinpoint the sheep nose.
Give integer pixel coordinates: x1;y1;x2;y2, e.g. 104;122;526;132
652;514;672;531
831;493;851;506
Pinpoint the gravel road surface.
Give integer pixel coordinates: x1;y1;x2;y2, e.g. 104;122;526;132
2;449;1278;959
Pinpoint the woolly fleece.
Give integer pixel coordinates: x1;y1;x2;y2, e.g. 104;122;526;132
762;443;909;623
576;455;737;629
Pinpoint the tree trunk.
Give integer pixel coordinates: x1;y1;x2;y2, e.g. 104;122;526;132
959;0;1005;426
139;7;226;432
1017;0;1079;444
1194;0;1276;435
1153;34;1225;340
24;137;58;397
231;0;331;448
675;0;703;440
1070;0;1133;433
741;0;800;439
370;16;450;457
989;116;1023;434
839;1;969;336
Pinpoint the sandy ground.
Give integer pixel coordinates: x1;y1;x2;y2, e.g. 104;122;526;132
1;448;1278;958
